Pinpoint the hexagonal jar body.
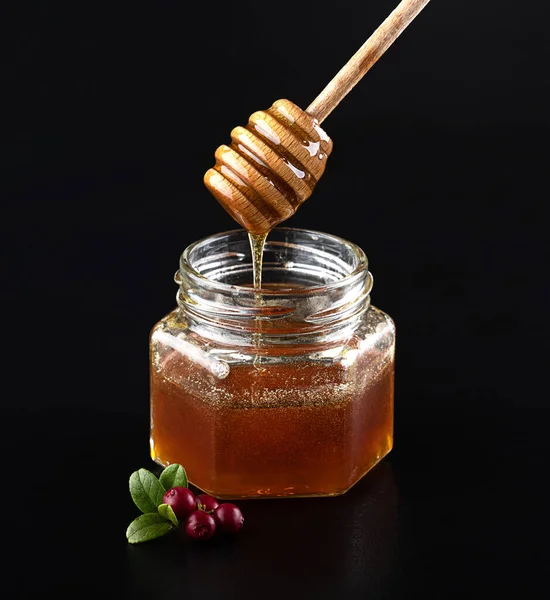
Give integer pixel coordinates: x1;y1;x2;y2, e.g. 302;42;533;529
150;228;395;499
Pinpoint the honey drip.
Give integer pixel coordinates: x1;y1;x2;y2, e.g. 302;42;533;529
248;231;268;371
248;231;268;290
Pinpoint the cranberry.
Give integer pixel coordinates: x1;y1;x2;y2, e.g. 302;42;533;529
162;486;196;519
185;510;216;541
213;503;244;534
196;493;220;513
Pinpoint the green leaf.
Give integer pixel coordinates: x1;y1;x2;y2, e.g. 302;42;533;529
158;503;178;526
129;468;166;514
159;463;188;490
126;513;172;544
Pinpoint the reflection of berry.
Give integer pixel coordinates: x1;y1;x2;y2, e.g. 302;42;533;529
196;493;220;513
185;510;217;541
162;487;196;519
214;503;244;534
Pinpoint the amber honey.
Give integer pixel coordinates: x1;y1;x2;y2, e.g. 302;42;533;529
150;326;393;499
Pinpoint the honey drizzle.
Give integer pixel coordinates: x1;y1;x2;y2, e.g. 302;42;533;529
248;231;268;290
248;231;268;371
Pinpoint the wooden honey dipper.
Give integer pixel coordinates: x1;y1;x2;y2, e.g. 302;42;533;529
204;0;431;235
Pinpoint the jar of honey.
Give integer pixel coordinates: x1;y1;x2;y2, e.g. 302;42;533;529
149;227;395;499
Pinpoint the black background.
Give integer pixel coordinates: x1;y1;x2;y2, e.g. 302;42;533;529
3;0;549;598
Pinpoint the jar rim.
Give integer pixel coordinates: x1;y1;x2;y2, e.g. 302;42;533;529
179;227;369;296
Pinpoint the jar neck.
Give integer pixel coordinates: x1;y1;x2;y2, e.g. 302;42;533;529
175;228;373;347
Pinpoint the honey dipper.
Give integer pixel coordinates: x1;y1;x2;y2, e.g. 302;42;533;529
204;0;431;235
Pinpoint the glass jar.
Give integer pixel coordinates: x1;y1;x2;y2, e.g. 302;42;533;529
149;227;395;499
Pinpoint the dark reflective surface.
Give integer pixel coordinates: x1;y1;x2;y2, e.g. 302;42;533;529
10;397;547;598
126;462;398;598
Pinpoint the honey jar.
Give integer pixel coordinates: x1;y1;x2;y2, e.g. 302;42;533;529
150;227;395;499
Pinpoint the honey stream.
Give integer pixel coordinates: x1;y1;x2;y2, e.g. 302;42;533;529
248;232;268;290
248;232;268;371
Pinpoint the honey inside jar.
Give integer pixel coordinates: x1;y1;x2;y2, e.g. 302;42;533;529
149;228;395;499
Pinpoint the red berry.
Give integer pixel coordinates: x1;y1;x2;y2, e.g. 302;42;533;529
196;493;220;512
185;510;216;541
213;503;244;534
162;486;196;519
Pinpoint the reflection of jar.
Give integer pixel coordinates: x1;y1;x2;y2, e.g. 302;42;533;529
149;227;395;499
